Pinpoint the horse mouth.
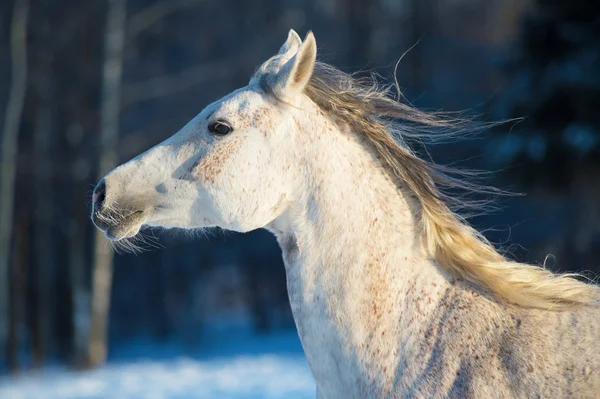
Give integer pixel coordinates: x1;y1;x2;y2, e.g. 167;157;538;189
93;210;148;241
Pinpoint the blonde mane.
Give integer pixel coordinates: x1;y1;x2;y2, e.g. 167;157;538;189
266;61;600;310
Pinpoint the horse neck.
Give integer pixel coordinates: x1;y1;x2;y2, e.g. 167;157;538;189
268;104;451;353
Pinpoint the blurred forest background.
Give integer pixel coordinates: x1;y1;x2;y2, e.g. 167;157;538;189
0;0;599;375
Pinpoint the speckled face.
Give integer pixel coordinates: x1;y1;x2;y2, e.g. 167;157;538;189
177;87;295;232
92;29;316;240
93;85;297;238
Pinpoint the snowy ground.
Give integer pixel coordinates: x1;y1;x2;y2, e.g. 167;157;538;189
0;330;315;399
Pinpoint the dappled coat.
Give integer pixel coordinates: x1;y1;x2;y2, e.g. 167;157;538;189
91;29;600;398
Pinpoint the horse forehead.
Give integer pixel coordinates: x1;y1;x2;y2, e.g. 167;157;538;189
218;87;266;114
215;88;279;128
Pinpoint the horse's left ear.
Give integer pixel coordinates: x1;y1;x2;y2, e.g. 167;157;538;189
277;31;317;96
278;29;302;58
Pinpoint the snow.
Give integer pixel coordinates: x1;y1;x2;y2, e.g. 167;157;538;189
0;330;315;399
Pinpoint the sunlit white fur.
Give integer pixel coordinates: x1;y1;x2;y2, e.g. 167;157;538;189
96;30;600;398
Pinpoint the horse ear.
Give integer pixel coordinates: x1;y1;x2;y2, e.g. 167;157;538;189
278;29;302;58
277;31;317;95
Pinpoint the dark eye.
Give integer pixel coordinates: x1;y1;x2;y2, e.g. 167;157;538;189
208;121;232;135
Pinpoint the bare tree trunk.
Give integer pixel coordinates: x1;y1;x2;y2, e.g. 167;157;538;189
8;207;28;372
69;124;91;366
31;24;56;367
0;0;29;364
69;199;90;367
88;0;127;368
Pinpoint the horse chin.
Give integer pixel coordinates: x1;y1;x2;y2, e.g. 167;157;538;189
105;210;147;241
105;224;142;241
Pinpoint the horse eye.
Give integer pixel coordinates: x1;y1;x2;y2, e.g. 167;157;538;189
208;121;232;135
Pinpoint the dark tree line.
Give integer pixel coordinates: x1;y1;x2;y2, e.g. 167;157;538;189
487;0;600;270
0;0;598;374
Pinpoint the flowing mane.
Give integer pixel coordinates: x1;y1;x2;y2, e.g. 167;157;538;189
264;61;600;310
95;30;600;395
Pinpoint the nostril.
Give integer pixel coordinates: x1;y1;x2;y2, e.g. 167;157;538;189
93;180;106;211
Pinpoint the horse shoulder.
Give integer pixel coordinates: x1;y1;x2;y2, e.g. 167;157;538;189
398;281;600;398
509;305;600;397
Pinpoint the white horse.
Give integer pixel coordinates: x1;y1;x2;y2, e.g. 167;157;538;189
91;30;600;398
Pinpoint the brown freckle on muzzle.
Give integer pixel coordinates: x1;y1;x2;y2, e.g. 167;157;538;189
194;136;246;184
